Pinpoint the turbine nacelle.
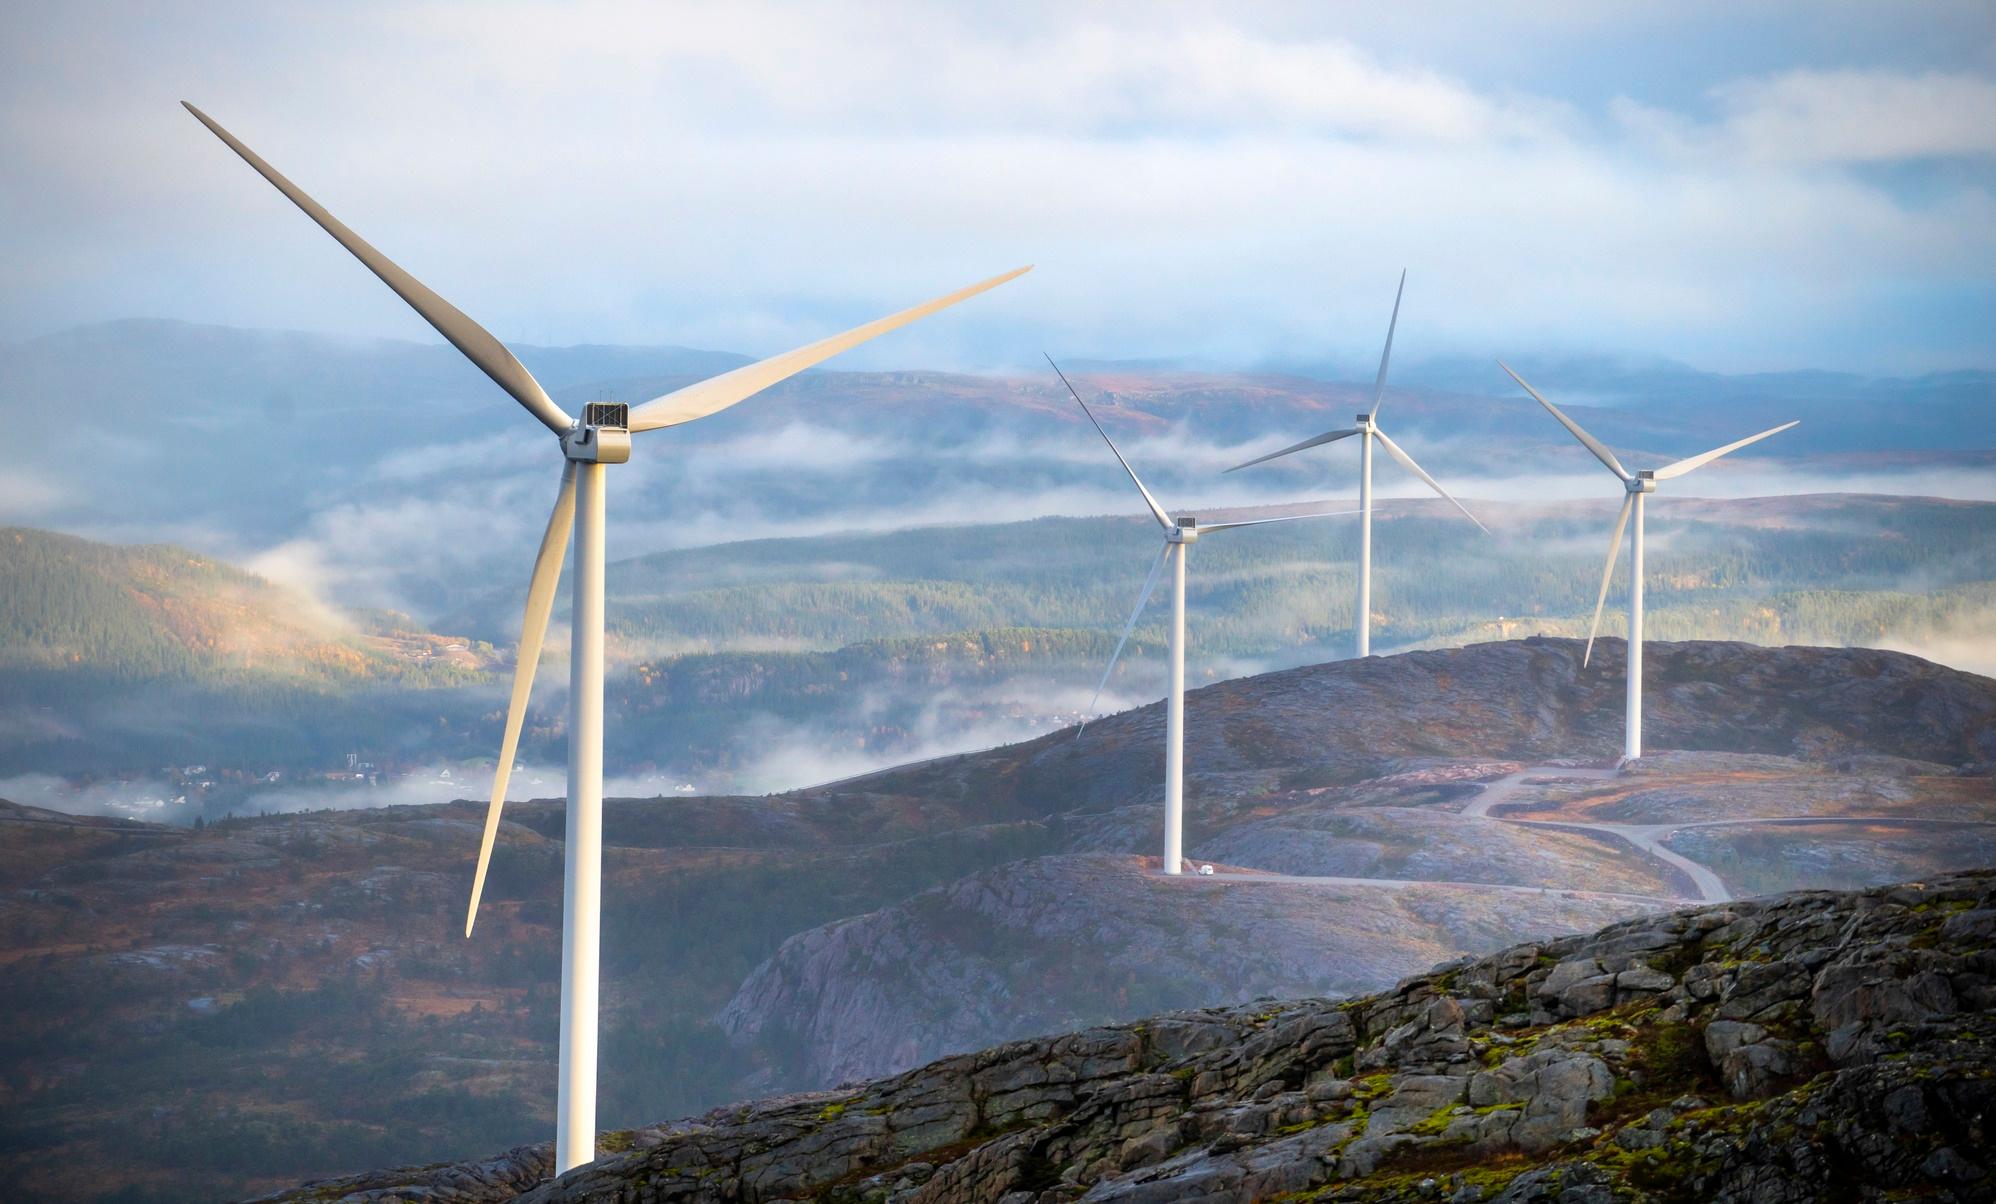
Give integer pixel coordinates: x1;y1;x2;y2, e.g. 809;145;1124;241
1169;516;1200;544
1627;472;1657;494
562;403;632;464
1354;412;1376;432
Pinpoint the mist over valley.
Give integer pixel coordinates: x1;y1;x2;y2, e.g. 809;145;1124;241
5;322;1994;807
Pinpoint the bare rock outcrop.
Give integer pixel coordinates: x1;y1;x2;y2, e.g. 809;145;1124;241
264;868;1996;1203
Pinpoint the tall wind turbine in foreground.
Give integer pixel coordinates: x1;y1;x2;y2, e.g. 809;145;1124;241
1499;361;1797;762
1051;358;1350;874
1226;273;1486;657
185;101;1028;1173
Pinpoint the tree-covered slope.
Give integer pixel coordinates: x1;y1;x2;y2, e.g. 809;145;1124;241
0;527;494;770
0;526;487;684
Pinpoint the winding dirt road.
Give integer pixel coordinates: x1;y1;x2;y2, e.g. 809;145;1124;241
1463;769;1996;905
1460;767;1731;903
1461;770;1740;902
1197;868;1675;906
1173;762;1996;907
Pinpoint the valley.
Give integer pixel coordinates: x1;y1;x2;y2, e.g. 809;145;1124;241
1;639;1990;1202
5;489;1994;793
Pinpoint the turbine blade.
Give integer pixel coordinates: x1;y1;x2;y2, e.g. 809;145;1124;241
1079;543;1169;737
1583;492;1634;668
629;267;1031;431
1047;354;1174;530
182;103;572;435
1651;420;1800;481
1223;427;1360;473
1374;429;1489;533
1497;359;1631;481
1198;509;1361;532
1369;269;1406;416
466;464;578;937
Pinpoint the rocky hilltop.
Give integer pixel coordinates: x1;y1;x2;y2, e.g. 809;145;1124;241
706;639;1996;1092
264;868;1995;1203
822;638;1996;823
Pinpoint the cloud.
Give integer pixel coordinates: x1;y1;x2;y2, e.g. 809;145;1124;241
1713;69;1996;164
720;676;1138;794
220;397;1996;626
0;468;69;517
1614;67;1996;167
1;3;1991;372
0;760;672;821
0;773;184;820
1876;631;1996;680
381;5;1569;143
677;422;913;474
245;483;549;615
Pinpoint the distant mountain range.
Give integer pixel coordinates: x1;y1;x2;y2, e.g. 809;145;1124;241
0;319;751;547
3;319;1990;625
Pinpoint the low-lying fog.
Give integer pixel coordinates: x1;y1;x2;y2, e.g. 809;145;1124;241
5;334;1994;821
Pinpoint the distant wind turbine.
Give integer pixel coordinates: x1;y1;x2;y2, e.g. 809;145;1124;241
185;100;1029;1174
1050;356;1352;874
1499;361;1797;762
1226;272;1486;657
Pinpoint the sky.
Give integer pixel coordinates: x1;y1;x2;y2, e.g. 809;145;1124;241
3;1;1994;374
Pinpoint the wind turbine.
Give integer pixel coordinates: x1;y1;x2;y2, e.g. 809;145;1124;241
185;102;1028;1174
1225;272;1486;657
1498;361;1797;762
1050;357;1351;875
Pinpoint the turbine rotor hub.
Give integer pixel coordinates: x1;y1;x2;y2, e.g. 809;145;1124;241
562;403;632;464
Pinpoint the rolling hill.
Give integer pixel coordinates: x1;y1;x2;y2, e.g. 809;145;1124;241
0;526;486;684
6;490;1995;785
1;639;1991;1201
0;526;492;771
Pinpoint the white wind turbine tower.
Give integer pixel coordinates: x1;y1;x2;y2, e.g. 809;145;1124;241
1226;272;1486;657
1498;361;1797;763
1051;358;1351;875
185;102;1028;1174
